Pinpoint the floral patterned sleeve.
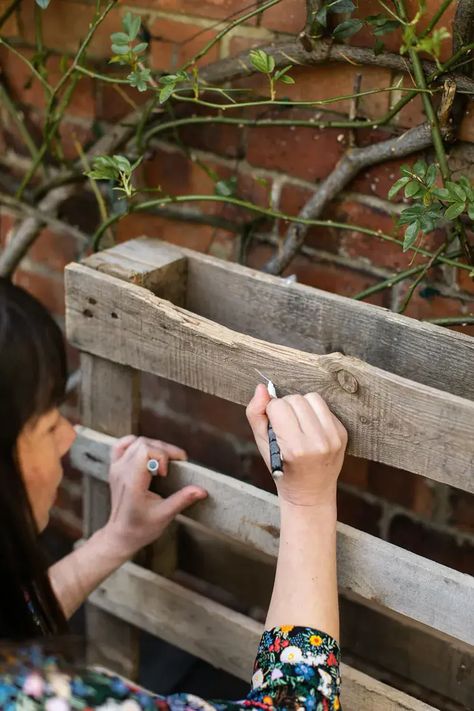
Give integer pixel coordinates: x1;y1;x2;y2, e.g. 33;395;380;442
0;626;341;710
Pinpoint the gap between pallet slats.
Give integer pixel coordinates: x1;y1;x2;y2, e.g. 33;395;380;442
71;428;474;646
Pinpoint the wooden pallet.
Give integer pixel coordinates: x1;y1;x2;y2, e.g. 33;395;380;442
66;237;474;709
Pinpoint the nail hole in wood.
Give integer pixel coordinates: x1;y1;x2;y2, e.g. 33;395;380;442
83;309;94;318
111;312;119;319
88;297;97;305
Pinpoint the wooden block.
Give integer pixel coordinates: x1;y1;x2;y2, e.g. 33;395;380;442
66;264;474;493
72;428;474;646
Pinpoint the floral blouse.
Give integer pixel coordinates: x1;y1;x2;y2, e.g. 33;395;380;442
0;626;341;710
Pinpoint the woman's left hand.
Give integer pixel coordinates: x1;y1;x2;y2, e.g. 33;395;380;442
103;435;207;558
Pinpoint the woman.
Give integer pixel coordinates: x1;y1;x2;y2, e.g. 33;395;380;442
0;277;347;710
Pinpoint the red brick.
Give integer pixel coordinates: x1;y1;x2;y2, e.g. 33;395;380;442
142;145;223;197
58;119;96;161
457;259;474;295
400;288;474;337
145;0;258;23
389;514;474;575
449;490;474;534
228;34;267;56
13;269;65;316
338;199;446;271
28;227;81;271
351;151;425;202
368;462;434;516
115;212;219;252
279;183;342;253
247;112;349;182
0;211;15;248
96;79;150;122
141;373;253;441
19;1;123;59
246;244;388;305
150;17;220;71
337;487;382;536
260;0;306;33
0;0;18;35
176;106;245;159
339;455;369;489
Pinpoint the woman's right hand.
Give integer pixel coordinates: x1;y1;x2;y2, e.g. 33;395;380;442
246;384;347;508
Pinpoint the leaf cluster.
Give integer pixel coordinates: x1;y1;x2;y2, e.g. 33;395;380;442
110;12;151;92
86;154;142;198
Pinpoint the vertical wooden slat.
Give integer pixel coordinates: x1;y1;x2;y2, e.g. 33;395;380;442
80;353;141;679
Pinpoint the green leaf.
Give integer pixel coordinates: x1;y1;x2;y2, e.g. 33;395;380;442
215;177;237;197
468;203;474;221
444;202;466;220
159;82;176;104
446;181;466;202
426;163;437;188
315;6;328;26
412;159;427;178
110;32;130;45
403;220;420;251
373;38;385;55
366;14;400;35
133;42;148;54
329;0;356;12
274;65;293;81
405;180;422;198
123;12;141;40
333;18;364;39
113;155;131;173
431;187;450;201
127;68;151;92
279;74;295;85
111;43;131;55
35;0;51;7
388;176;410;199
249;49;275;74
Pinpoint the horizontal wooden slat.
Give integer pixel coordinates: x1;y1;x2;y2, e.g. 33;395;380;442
66;263;474;493
88;237;474;400
72;428;474;645
89;560;438;710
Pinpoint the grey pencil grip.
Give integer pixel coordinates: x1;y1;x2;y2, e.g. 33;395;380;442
268;422;283;478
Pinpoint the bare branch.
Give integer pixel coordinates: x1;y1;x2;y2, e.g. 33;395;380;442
262;123;435;275
199;38;474;93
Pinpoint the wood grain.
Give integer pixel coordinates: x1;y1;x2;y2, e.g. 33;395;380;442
72;427;474;645
66;264;474;493
89;559;438;710
88;237;474;400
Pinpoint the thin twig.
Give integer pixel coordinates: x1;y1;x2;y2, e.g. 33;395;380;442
398;242;448;313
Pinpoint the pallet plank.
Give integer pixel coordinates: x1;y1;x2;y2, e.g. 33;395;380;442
72;427;474;645
89;560;438;710
66;264;474;493
91;237;474;400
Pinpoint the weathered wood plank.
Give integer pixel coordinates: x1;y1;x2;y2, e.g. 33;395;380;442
96;237;474;401
80;355;142;680
66;264;474;493
72;427;474;645
89;560;438;710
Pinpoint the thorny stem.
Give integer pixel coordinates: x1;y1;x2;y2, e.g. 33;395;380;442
425;315;474;325
90;193;473;275
398;241;448;313
420;0;454;39
0;0;20;31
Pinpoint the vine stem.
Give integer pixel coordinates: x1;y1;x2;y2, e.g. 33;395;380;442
398;241;448;313
90;193;473;274
394;0;451;182
425;315;474;325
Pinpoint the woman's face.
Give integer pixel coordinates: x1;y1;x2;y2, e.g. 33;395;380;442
16;409;77;531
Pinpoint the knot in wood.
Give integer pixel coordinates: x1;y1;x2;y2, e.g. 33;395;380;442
336;369;359;394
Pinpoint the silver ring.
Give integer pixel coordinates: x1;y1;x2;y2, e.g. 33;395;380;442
147;458;160;475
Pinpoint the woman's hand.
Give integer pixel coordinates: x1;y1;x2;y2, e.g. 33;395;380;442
246;384;347;508
103;435;207;558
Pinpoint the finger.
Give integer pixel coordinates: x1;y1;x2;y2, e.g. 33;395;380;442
155;485;207;521
146;447;170;476
141;438;188;461
246;384;272;443
283;394;322;435
110;435;137;463
304;393;343;446
266;397;304;444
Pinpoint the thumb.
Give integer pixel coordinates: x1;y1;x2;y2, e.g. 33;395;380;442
157;485;207;521
246;383;271;441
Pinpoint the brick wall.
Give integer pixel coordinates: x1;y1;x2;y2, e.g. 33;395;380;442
1;0;473;592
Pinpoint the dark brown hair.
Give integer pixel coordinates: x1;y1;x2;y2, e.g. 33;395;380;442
0;278;69;638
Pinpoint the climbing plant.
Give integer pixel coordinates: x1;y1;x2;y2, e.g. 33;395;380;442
0;0;473;320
